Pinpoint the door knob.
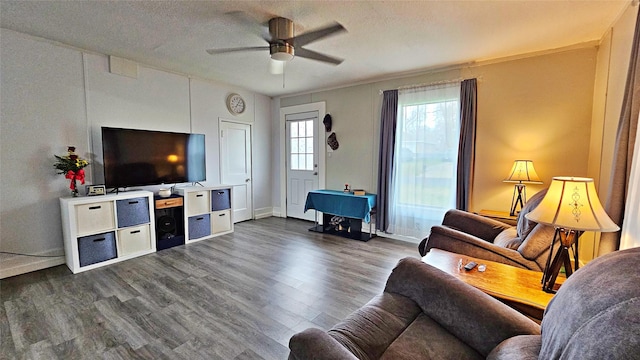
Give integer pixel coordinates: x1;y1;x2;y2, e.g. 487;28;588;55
313;172;318;175
245;178;250;182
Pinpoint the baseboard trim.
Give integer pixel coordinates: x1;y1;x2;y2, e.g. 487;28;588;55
375;232;421;244
254;207;274;220
0;248;66;279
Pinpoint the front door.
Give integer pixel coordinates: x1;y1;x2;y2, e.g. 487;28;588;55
220;120;252;223
285;111;319;221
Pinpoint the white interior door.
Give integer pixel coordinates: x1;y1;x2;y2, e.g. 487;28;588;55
220;120;252;223
286;111;319;221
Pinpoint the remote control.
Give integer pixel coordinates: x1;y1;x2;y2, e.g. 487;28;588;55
464;261;477;271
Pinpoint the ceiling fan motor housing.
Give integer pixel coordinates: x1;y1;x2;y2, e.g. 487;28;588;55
269;17;295;61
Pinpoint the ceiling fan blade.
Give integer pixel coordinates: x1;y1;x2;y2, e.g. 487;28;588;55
206;46;269;55
295;47;343;65
291;22;346;47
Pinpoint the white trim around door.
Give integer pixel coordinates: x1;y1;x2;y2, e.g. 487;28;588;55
219;118;253;222
280;102;326;219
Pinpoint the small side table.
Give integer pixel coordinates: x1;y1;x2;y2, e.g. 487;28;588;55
422;248;560;322
478;209;518;226
305;190;377;241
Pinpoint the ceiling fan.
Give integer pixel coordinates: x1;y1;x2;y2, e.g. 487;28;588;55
206;16;347;65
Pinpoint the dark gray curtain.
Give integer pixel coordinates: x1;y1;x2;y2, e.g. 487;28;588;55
456;78;478;211
599;10;640;255
376;90;398;231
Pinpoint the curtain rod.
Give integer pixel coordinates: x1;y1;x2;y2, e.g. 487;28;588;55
378;76;482;95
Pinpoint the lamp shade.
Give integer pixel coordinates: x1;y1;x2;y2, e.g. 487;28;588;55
525;176;620;232
504;160;543;183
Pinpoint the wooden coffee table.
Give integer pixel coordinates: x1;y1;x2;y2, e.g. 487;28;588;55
422;248;560;322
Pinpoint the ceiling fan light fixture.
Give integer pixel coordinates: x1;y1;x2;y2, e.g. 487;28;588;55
269;59;285;74
271;52;294;61
270;43;294;61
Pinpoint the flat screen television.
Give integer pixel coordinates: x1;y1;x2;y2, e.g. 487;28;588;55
102;127;206;188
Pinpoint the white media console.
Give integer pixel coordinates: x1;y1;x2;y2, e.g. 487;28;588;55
175;186;233;243
60;186;233;274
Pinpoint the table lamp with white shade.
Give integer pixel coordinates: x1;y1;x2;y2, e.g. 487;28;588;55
504;160;543;216
525;176;620;293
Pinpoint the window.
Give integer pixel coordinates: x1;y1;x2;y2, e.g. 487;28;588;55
389;83;461;239
289;119;314;171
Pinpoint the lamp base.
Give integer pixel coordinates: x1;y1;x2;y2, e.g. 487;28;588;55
542;228;581;293
509;183;527;216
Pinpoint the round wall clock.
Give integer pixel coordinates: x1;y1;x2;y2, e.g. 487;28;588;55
226;93;246;115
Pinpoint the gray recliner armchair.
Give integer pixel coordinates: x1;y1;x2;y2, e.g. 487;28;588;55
418;189;555;271
289;247;640;359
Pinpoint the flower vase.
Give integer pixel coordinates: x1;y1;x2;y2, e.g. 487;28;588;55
71;179;78;197
55;146;89;197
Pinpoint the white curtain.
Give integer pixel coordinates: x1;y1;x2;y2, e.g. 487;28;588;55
620;112;640;250
388;82;461;239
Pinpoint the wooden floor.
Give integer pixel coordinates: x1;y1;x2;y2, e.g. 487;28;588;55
1;217;418;359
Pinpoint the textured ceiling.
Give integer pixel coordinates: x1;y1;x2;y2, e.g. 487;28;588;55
0;0;631;97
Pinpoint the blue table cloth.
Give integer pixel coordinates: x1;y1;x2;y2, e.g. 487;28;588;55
304;189;376;223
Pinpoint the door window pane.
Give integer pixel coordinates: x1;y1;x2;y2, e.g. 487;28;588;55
289;119;315;171
306;120;313;136
306;154;314;171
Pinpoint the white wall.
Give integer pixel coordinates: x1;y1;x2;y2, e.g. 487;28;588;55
270;97;282;216
189;78;253;188
1;30;87;276
0;29;272;278
189;78;273;215
252;93;274;218
85;53;191;184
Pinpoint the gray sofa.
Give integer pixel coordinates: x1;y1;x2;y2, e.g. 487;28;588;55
418;189;556;271
289;247;640;359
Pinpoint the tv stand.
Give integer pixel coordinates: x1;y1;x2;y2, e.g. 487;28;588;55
154;194;185;251
60;191;156;273
175;186;233;243
59;186;235;275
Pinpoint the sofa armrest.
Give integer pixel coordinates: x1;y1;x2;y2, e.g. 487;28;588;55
289;328;359;360
425;226;541;270
441;209;512;241
384;257;540;357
